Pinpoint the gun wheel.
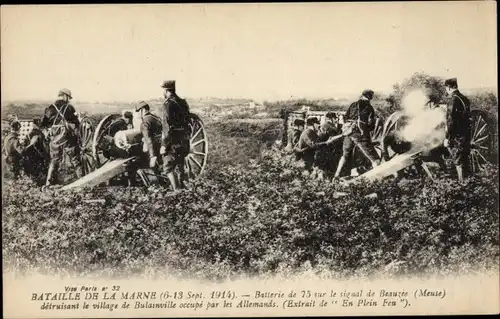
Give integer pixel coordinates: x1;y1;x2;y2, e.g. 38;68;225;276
79;117;96;176
469;110;494;174
185;114;209;180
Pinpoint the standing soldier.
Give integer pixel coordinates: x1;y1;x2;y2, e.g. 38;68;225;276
135;101;163;175
334;89;381;179
40;88;82;187
3;121;25;180
159;80;191;191
443;78;471;182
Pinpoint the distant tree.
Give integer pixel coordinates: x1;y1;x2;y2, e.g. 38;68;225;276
391;72;447;110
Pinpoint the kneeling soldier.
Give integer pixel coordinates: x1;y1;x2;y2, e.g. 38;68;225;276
3;121;24;180
285;118;305;154
295;117;346;172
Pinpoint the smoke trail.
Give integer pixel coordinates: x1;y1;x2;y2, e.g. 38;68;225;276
395;89;446;151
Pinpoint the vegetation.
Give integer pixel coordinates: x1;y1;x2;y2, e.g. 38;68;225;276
2;72;498;280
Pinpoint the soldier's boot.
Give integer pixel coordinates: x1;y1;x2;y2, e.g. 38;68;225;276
69;151;84;179
74;165;84;179
177;167;188;189
44;162;58;188
456;165;464;182
334;156;347;178
166;172;179;191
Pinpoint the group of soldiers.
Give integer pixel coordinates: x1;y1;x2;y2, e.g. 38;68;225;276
3;80;192;191
285;78;472;182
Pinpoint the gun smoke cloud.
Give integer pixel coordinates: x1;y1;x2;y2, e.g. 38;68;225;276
395;89;446;152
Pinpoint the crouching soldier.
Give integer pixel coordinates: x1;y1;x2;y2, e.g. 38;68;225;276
40;88;83;187
22;119;50;185
285;119;305;155
3;121;25;180
159;80;191;191
294;117;348;173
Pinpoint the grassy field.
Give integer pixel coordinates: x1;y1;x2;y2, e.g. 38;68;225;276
2;76;499;280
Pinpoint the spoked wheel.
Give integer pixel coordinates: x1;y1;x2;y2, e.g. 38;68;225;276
185;113;208;180
79;117;96;176
379;111;410;161
469;109;494;174
92;114;122;168
370;116;385;158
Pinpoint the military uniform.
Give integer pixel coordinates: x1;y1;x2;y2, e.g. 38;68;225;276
40;94;82;184
446;89;471;167
3;125;24;180
316;118;342;173
107;118;130;137
141;111;163;160
161;92;191;175
342;98;380;164
296;127;321;171
288;128;302;148
22;124;50;184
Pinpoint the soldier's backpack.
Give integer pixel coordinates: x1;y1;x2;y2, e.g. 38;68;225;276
167;97;191;131
346;101;375;136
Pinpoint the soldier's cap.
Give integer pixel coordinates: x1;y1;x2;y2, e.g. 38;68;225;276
362;89;374;99
293;119;305;126
58;88;72;99
11;121;21;131
135;101;150;112
161;80;176;90
122;110;133;119
325;111;337;119
306;117;320;126
444;78;458;88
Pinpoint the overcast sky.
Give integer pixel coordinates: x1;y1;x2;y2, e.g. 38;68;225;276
1;2;497;103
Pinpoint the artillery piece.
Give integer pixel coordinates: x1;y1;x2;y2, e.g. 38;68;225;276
282;102;495;181
6;108;208;189
62;110;208;190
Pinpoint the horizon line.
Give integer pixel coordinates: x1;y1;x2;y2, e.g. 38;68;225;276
1;86;497;106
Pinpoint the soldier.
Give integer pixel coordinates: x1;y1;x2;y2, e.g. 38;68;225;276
159;80;191;191
443;78;471;182
316;112;342;174
319;112;341;139
334;89;381;179
3;121;25;180
40;88;82;187
285;118;305;153
135;101;163;167
108;111;134;136
22;119;50;185
294;117;345;172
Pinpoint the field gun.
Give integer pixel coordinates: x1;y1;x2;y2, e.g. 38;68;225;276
282;101;495;180
61;111;208;190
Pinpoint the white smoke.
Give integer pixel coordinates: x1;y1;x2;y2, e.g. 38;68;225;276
395;89;446;151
